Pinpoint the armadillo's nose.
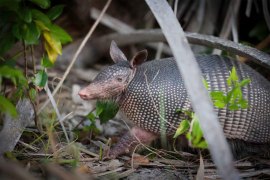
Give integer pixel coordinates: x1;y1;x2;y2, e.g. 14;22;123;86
78;89;88;99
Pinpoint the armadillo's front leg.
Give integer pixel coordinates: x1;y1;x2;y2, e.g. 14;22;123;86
107;127;157;158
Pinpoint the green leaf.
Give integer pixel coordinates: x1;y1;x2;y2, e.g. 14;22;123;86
47;5;65;21
41;55;54;68
239;79;251;87
191;115;203;144
240;99;248;109
12;23;23;40
20;7;32;23
195;140;208;149
231;67;238;81
33;70;48;87
96;101;119;123
173;120;190;138
22;22;41;45
210;91;225;101
31;9;51;25
34;20;50;31
87;112;96;122
186;114;208;149
213;101;226;109
95;106;103;117
27;0;50;9
13;22;41;44
210;91;226;109
0;95;17;117
229;104;239;111
227;67;238;87
0;66;27;87
48;24;72;44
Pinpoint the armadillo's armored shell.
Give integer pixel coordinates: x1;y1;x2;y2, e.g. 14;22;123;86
120;55;270;144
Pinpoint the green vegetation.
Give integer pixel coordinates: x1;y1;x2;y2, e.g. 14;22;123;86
206;67;251;110
174;67;251;149
0;0;72;117
83;101;119;133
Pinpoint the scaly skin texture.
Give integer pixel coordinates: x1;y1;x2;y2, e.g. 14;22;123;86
79;41;270;158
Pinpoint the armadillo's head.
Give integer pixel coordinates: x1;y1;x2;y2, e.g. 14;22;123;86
79;41;148;101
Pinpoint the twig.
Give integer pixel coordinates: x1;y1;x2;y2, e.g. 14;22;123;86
95;167;124;177
92;29;270;69
90;7;172;55
37;0;112;115
79;147;99;158
44;83;70;143
18;140;39;152
145;1;239;179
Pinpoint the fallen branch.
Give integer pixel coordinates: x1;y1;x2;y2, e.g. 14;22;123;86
145;0;239;179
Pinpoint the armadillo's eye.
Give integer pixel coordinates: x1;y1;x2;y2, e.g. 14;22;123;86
116;77;123;82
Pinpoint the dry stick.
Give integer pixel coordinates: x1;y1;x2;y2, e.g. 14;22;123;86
44;83;69;143
94;29;270;69
90;8;172;55
37;0;112;114
145;0;240;180
186;32;270;69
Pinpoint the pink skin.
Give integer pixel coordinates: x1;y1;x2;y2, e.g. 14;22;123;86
106;127;157;158
78;41;152;158
78;79;126;100
79;82;158;158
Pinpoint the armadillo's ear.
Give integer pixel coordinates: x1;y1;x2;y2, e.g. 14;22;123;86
110;40;128;63
130;50;148;69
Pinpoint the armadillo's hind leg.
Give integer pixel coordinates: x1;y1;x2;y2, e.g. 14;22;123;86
106;126;157;159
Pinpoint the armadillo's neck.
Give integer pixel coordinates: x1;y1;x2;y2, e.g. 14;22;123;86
116;58;183;107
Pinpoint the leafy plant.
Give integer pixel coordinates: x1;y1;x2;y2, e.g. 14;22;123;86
174;66;251;149
206;67;250;110
84;101;119;133
174;111;207;149
0;0;72;117
186;114;208;149
0;65;28;117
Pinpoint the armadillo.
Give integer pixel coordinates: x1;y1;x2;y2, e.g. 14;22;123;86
79;41;270;158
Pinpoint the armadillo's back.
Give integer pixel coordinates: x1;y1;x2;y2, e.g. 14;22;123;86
199;55;270;144
120;55;270;145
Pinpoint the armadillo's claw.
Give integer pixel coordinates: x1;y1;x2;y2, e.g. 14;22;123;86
102;151;116;160
102;127;157;160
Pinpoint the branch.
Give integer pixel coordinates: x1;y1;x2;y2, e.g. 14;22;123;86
145;0;240;179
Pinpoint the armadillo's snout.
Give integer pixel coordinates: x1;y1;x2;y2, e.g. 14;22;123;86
78;89;90;100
